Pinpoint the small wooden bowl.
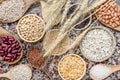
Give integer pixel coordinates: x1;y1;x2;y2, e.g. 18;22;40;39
17;14;45;43
0;27;23;65
80;26;116;62
58;54;86;80
43;29;71;56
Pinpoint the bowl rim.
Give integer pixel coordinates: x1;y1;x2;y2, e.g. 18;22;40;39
80;26;116;62
58;53;86;80
16;14;45;43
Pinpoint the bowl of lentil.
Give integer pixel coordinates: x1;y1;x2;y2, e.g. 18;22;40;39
17;14;45;43
58;54;86;80
96;1;120;30
0;27;23;65
43;29;70;56
80;26;116;62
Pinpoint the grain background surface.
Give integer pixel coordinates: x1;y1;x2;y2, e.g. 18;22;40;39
0;1;120;80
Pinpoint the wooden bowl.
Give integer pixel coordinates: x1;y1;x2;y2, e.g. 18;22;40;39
58;54;86;80
80;26;116;62
17;14;45;43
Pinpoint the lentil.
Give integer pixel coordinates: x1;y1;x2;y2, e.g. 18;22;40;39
17;14;45;42
58;54;86;80
96;1;120;28
81;27;115;62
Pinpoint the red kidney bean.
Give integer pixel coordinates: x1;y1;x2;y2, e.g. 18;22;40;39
7;48;12;53
11;44;16;48
15;45;20;49
12;40;17;44
4;56;11;61
0;50;4;53
17;53;21;56
0;36;22;62
2;43;7;48
7;54;12;57
11;50;18;54
18;48;22;53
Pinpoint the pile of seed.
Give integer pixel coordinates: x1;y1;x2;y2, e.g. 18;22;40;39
11;65;32;80
27;49;46;68
58;54;86;80
81;27;115;62
96;1;120;28
17;14;45;42
0;0;25;22
0;35;22;62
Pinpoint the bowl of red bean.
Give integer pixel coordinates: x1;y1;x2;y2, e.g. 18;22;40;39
0;35;22;64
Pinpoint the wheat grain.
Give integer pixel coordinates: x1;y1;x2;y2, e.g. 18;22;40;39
61;0;71;25
44;0;66;31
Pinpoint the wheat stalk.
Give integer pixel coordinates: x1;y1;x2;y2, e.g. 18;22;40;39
44;0;66;31
61;0;71;25
44;0;107;57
